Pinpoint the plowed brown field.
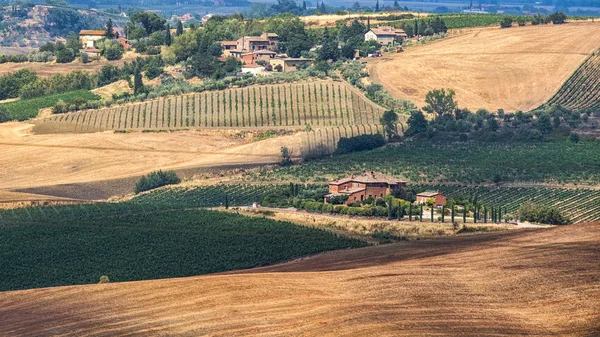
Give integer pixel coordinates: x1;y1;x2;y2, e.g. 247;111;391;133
1;223;598;336
369;22;600;111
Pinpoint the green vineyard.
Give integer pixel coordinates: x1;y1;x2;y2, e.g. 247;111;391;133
412;184;600;223
35;80;386;133
547;50;600;110
129;183;600;223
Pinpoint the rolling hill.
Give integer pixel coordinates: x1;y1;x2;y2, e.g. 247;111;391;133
0;223;598;336
369;22;600;112
546;50;600;110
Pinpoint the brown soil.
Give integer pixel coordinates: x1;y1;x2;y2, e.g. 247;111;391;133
369;22;600;111
1;223;598;336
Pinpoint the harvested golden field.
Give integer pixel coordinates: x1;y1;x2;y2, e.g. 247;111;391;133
1;223;598;336
369;22;600;111
299;11;426;27
0;122;303;200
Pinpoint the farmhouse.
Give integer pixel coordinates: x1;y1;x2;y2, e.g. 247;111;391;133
416;191;447;207
79;30;105;49
325;171;406;205
269;57;312;72
364;26;408;45
237;36;271;52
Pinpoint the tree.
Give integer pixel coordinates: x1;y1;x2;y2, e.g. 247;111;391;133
380;110;399;140
548;11;567;24
405;110;428;136
55;47;75;63
165;24;172;46
500;17;513;28
375;0;380;11
393;0;399;9
175;20;184;36
320;1;326;13
105;18;115;38
0;106;10;123
130;11;167;35
133;68;144;95
302;0;306;10
423;88;457;119
65;32;81;54
318;27;339;61
280;146;293;166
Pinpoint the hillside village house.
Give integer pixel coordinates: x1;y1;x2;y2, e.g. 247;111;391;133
364;26;408;45
416;191;447;207
325;171;406;205
79;30;106;48
269;57;312;72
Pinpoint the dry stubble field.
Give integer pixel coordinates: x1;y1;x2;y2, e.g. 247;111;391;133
0;223;598;336
369;22;600;111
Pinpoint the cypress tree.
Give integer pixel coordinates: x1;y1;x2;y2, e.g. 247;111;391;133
484;207;487;223
409;203;412;221
491;206;495;223
225;194;229;209
441;206;445;223
430;206;434;222
303;0;307;10
420;204;423;222
498;207;502;223
176;20;184;36
463;206;466;223
105;19;115;39
397;202;402;220
375;0;380;12
133;69;143;95
165;24;172;46
451;205;455;223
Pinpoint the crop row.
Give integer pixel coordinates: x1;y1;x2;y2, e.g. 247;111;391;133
411;184;600;223
35;81;385;133
0;206;365;291
252;141;600;186
547;52;600;110
0;90;100;121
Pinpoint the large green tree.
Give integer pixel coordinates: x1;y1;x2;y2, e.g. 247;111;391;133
130;12;166;35
380;110;399;140
423;88;458;119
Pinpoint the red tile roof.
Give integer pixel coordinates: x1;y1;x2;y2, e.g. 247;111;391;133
330;171;405;185
79;30;106;36
369;26;407;38
416;191;443;197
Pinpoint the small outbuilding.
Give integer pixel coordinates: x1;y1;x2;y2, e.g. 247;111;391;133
364;26;408;45
415;191;447;207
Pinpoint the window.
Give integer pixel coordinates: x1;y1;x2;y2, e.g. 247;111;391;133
360;195;364;201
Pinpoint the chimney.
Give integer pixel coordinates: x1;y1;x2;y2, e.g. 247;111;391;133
371;171;375;177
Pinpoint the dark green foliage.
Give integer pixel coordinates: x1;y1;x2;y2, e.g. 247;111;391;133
135;170;181;194
334;134;385;155
517;202;571;225
0;69;37;100
130;11;167;35
548;12;567;24
143;56;164;80
380;110;399;140
0;207;365;291
318;27;339;61
175;20;184;36
329;195;349;205
423;88;457;119
55;48;75;63
405;110;428;137
165;24;172;46
0;90;100;121
133;69;144;95
105;19;115;38
0;106;10;123
500;17;513;28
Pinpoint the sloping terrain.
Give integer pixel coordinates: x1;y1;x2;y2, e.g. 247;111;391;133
546;50;600;110
1;223;598;336
33;80;384;134
369;22;600;111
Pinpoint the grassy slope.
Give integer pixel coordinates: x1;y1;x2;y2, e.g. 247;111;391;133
0;206;365;291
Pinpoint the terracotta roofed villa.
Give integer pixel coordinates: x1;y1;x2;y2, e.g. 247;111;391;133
325;171;406;205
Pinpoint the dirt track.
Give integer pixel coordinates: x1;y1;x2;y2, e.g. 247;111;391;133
1;223;598;336
369;22;600;111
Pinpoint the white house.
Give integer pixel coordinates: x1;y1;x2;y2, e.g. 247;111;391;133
364;26;408;45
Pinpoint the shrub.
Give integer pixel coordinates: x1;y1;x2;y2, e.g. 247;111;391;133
56;48;75;63
500;18;513;28
28;51;54;63
104;44;124;60
135;170;181;194
0;107;10;123
98;275;110;284
334;134;385;155
517;202;571;225
80;52;89;64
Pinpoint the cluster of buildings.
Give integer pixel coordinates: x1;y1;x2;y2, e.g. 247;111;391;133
325;171;447;207
220;33;312;74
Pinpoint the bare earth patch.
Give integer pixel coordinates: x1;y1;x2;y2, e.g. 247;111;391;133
369;22;600;111
0;223;598;336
